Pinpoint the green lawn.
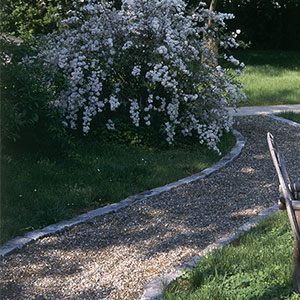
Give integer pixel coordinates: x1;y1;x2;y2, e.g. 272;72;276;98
234;50;300;106
162;211;300;300
0;132;235;245
160;107;300;300
277;111;300;124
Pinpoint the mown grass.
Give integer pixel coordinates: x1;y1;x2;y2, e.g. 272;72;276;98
0;132;235;245
162;211;300;300
277;111;300;124
233;50;300;106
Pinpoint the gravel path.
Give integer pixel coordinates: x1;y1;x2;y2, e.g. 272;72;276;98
1;115;300;300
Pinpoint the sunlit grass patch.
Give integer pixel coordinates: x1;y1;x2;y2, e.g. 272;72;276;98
162;211;300;300
233;50;300;106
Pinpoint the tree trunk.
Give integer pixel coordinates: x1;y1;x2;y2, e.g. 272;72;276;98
202;0;218;66
208;0;217;25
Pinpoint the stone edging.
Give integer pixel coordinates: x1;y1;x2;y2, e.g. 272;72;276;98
267;114;300;129
141;113;300;300
0;129;245;257
141;205;279;300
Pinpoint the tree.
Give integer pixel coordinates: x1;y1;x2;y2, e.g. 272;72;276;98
217;0;300;50
203;0;218;65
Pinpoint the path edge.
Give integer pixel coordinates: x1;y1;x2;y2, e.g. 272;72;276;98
141;204;279;300
0;129;245;257
141;112;300;300
267;114;300;129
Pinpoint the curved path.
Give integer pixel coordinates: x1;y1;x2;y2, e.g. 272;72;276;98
227;104;300;116
1;115;300;300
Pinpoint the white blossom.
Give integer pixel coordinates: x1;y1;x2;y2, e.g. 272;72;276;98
131;65;141;77
129;99;140;126
106;119;115;130
27;0;246;152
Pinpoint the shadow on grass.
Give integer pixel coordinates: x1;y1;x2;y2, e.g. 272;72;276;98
233;50;300;70
245;88;300;106
248;284;294;300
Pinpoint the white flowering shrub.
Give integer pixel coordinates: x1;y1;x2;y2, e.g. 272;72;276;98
34;0;246;152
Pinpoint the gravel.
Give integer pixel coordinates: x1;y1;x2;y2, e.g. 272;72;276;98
1;115;300;300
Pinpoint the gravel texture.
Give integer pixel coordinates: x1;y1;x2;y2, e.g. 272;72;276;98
1;115;300;300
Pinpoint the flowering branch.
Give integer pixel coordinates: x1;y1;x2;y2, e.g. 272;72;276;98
28;0;246;153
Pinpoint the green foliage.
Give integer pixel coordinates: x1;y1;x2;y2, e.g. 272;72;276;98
0;0;69;40
87;111;169;148
0;38;73;156
0;0;120;40
2;0;300;50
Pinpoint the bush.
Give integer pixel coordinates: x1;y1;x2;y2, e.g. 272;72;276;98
0;0;121;40
2;0;299;51
0;37;73;156
27;0;246;153
0;0;68;40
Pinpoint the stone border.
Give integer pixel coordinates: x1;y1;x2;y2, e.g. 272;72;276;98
141;205;279;300
267;114;300;129
141;113;300;300
0;129;245;257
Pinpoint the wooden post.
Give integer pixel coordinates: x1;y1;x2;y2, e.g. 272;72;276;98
267;132;300;293
293;211;300;292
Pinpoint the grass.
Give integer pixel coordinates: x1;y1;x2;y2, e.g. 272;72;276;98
233;50;300;106
162;211;300;300
277;111;300;124
160;93;300;300
0;132;235;245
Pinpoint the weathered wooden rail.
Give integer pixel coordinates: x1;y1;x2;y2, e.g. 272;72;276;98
267;132;300;292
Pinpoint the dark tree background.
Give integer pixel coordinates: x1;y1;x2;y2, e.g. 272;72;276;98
188;0;300;50
217;0;300;50
1;0;300;49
